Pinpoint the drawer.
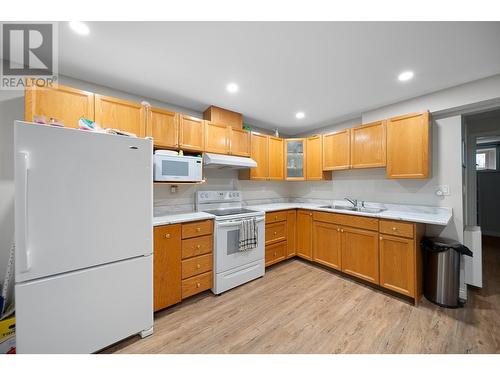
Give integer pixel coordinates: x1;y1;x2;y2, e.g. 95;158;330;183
182;220;213;239
266;210;288;224
265;241;287;267
181;235;213;259
379;220;414;239
314;211;378;231
181;271;213;299
182;253;213;279
265;221;287;245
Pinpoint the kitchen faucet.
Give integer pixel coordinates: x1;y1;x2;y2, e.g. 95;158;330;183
344;197;358;207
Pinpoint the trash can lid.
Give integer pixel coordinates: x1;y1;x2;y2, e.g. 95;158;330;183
421;237;473;256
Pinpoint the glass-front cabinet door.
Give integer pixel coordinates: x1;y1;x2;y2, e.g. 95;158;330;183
285;139;305;180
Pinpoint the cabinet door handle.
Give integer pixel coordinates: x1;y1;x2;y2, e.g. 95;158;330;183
392;227;397;231
164;233;170;239
274;231;277;235
196;282;201;288
196;264;201;269
274;216;278;220
340;229;344;233
196;227;201;232
309;213;312;216
380;236;383;240
337;228;340;232
196;244;201;249
274;252;277;256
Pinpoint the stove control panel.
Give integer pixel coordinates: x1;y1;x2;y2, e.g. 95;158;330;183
197;190;242;203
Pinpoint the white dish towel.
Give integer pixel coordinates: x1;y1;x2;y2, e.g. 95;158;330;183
239;218;258;251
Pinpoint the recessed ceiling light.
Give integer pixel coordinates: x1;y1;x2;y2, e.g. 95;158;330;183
69;21;90;36
398;70;414;82
295;112;305;119
226;83;239;93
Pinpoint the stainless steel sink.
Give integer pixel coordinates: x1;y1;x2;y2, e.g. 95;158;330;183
319;205;386;214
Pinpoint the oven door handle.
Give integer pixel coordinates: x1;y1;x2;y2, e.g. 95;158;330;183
217;217;265;228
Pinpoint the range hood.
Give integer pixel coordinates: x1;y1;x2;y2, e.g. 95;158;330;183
203;153;257;169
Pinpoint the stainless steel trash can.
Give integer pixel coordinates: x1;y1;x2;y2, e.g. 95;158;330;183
421;237;473;308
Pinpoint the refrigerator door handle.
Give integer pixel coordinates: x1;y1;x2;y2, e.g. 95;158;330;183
16;151;31;273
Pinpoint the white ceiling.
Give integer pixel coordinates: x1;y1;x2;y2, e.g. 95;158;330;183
59;22;500;134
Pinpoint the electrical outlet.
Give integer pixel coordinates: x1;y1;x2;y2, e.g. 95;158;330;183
435;185;450;196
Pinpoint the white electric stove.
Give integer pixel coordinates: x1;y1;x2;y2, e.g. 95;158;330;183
196;191;265;294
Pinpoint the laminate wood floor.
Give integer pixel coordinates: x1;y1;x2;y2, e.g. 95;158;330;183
104;236;500;354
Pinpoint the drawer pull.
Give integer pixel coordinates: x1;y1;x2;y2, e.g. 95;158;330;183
341;229;344;233
274;252;277;256
392;227;397;231
309;213;312;216
337;228;340;232
196;244;201;249
274;231;277;235
196;264;201;269
196;227;201;232
380;236;383;240
164;233;170;239
274;216;278;220
196;282;201;288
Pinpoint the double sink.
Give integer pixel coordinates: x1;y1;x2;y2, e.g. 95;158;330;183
319;204;386;214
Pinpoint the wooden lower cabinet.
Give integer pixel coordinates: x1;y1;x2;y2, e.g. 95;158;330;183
341;227;379;284
379;234;415;297
296;210;313;260
153;224;182;312
265;241;287;267
312;221;342;270
154;220;214;312
286;210;297;258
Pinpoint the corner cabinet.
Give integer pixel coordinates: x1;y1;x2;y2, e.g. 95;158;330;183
306;135;331;180
239;133;283;180
25;84;95;129
322;129;350;170
285;139;306;180
296;210;313;260
351;121;386;168
386;112;430;179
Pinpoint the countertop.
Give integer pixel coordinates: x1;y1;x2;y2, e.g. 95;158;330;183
153;202;452;227
245;202;452;226
153;211;215;226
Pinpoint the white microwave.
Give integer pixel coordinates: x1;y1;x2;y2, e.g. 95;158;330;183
154;154;203;182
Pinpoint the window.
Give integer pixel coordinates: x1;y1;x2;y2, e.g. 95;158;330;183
476;147;497;170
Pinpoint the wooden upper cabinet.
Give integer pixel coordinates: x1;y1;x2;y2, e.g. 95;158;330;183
313;221;342;270
285;139;306;180
323;129;350;170
379;234;415;297
268;136;284;180
351;121;386;168
296;210;313;260
306;135;331;180
386;112;430;179
94;94;146;137
179;115;205;152
241;133;268;180
341;226;379;285
25;84;94;128
146;106;179;149
204;121;229;154
229;128;251;157
154;224;182;312
203;106;243;129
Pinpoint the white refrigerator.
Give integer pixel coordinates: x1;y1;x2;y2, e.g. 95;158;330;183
14;121;153;353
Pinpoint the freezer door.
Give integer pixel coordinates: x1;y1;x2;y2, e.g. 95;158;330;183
15;122;153;282
16;255;153;354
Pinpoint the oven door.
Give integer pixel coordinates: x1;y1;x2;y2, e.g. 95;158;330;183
214;216;265;273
